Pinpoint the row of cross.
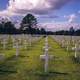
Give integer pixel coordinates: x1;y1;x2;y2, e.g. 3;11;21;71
0;36;52;73
61;40;80;58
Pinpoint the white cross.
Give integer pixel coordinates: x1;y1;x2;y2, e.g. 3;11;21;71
18;38;22;44
45;36;48;43
15;42;19;57
40;37;53;72
61;40;65;48
66;41;69;51
72;43;79;58
40;48;53;72
2;39;7;50
24;40;27;49
13;41;20;57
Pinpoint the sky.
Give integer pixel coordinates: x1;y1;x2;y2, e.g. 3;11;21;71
0;0;80;31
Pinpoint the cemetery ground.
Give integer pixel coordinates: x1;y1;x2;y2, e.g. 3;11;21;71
0;36;80;80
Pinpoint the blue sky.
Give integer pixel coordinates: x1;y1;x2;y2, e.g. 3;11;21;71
38;0;80;23
0;0;80;30
0;0;8;10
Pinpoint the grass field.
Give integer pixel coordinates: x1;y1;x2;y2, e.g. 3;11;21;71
0;36;80;80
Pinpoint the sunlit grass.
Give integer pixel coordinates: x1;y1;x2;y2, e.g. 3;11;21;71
0;36;80;80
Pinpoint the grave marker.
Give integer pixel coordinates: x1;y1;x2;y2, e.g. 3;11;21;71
72;43;79;58
13;41;20;57
2;39;7;50
40;37;53;72
66;41;69;51
24;39;27;49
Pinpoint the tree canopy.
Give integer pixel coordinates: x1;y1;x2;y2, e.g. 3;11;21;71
20;13;37;34
0;13;80;35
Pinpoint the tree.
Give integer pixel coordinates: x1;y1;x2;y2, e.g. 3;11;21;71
40;28;46;34
75;29;80;36
20;13;37;34
69;26;75;44
4;21;16;34
0;23;4;34
69;26;74;35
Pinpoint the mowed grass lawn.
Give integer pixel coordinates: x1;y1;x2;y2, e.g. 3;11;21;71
0;36;80;80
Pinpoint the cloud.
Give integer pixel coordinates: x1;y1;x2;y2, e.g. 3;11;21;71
0;0;72;16
78;10;80;14
64;10;80;23
64;15;74;23
68;14;77;23
37;14;59;19
40;22;80;31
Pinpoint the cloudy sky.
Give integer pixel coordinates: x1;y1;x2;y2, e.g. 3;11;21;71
0;0;80;31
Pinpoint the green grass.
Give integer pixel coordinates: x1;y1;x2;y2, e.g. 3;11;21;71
48;37;80;80
0;36;80;80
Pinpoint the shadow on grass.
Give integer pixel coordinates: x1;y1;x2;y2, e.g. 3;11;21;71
71;56;80;64
34;71;69;80
0;63;17;75
25;69;69;77
0;55;18;75
6;54;29;61
0;69;17;75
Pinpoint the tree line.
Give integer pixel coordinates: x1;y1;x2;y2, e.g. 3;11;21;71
53;27;80;36
0;14;47;34
0;13;80;35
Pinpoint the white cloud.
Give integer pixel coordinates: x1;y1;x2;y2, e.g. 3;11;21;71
40;22;80;31
0;0;72;16
64;13;77;23
68;14;77;23
8;0;51;11
0;10;14;16
64;10;80;23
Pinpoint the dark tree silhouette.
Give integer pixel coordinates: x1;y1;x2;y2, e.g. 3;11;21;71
40;28;46;34
0;23;4;34
20;13;37;34
4;21;17;34
75;30;80;36
1;15;80;35
69;26;75;35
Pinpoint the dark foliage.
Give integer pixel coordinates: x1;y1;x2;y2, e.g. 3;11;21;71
0;14;80;35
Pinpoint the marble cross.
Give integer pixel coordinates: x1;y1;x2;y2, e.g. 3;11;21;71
24;39;27;49
66;41;69;51
72;43;80;58
2;39;7;50
61;40;65;48
14;41;20;57
40;37;53;72
40;48;53;72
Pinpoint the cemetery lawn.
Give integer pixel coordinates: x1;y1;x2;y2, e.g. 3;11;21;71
0;36;80;80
